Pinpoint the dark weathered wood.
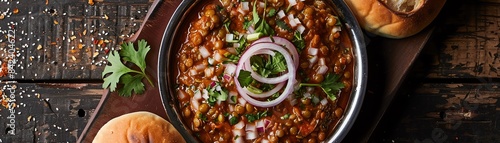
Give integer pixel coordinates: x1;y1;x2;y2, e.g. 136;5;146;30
376;83;500;143
0;83;102;142
424;0;500;79
0;0;152;80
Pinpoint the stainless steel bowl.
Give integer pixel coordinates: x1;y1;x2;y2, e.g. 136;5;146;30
158;0;367;142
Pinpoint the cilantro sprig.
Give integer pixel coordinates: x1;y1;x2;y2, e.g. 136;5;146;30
252;0;274;37
102;39;154;97
292;31;305;52
245;110;270;122
206;82;229;106
299;73;345;101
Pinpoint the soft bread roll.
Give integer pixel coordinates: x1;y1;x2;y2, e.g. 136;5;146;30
345;0;446;38
93;111;186;143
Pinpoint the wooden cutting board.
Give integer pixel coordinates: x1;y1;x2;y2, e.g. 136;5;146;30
77;0;435;142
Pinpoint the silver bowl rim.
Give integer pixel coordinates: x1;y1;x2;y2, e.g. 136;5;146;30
157;0;367;142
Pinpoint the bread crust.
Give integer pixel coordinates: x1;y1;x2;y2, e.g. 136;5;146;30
93;111;186;143
346;0;446;38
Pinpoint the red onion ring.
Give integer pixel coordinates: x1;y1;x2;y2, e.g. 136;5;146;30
252;37;299;69
243;48;289;84
234;42;296;107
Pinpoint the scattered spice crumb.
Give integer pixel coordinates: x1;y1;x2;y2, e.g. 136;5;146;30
88;0;94;5
37;45;43;50
28;116;32;122
0;14;4;20
13;8;19;14
54;20;59;25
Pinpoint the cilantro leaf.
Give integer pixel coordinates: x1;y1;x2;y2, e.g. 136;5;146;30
250;52;287;78
102;39;154;97
276;19;291;31
118;74;145;97
299;73;345;101
320;74;345;100
267;8;276;17
237;70;253;88
119;39;150;72
245;110;269;122
292;31;305;52
252;0;274;36
252;1;260;26
102;50;135;92
269;52;287;74
243;19;252;30
229;116;239;125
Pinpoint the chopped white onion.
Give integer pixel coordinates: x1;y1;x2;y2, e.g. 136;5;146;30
246;123;256;132
194;90;202;100
227;47;237;54
307;47;318;55
288;0;297;7
178;90;187;100
242;2;249;11
189;69;198;76
199;46;211;58
318;57;326;65
224;63;237;76
259;2;265;8
246;131;257;140
256;120;265;132
309;56;318;66
303;92;311;98
321;98;328;105
288;14;297;27
317;65;328;75
232;129;245;143
194;63;206;71
208;57;215;65
202;89;209;99
234;120;246;129
294;18;301;24
226;34;234;42
277;10;286;19
238;97;247;106
312;95;320;105
307;87;314;92
297;25;305;34
191;98;200;110
214;52;224;62
332;26;342;33
229;104;235;111
205;67;214;77
233;129;244;143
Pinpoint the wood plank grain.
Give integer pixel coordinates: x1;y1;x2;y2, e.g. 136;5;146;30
0;0;151;80
0;83;102;142
426;0;500;79
375;83;500;142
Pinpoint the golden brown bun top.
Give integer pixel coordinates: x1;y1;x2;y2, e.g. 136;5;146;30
346;0;446;38
93;111;186;143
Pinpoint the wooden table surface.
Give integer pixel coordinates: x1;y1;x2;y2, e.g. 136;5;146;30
1;0;499;142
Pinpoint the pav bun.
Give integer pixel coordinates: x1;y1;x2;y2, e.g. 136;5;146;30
345;0;446;38
93;111;186;143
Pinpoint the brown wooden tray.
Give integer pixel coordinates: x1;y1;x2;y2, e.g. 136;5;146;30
77;0;435;142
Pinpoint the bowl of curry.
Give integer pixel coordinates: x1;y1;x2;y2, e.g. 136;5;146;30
158;0;367;142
